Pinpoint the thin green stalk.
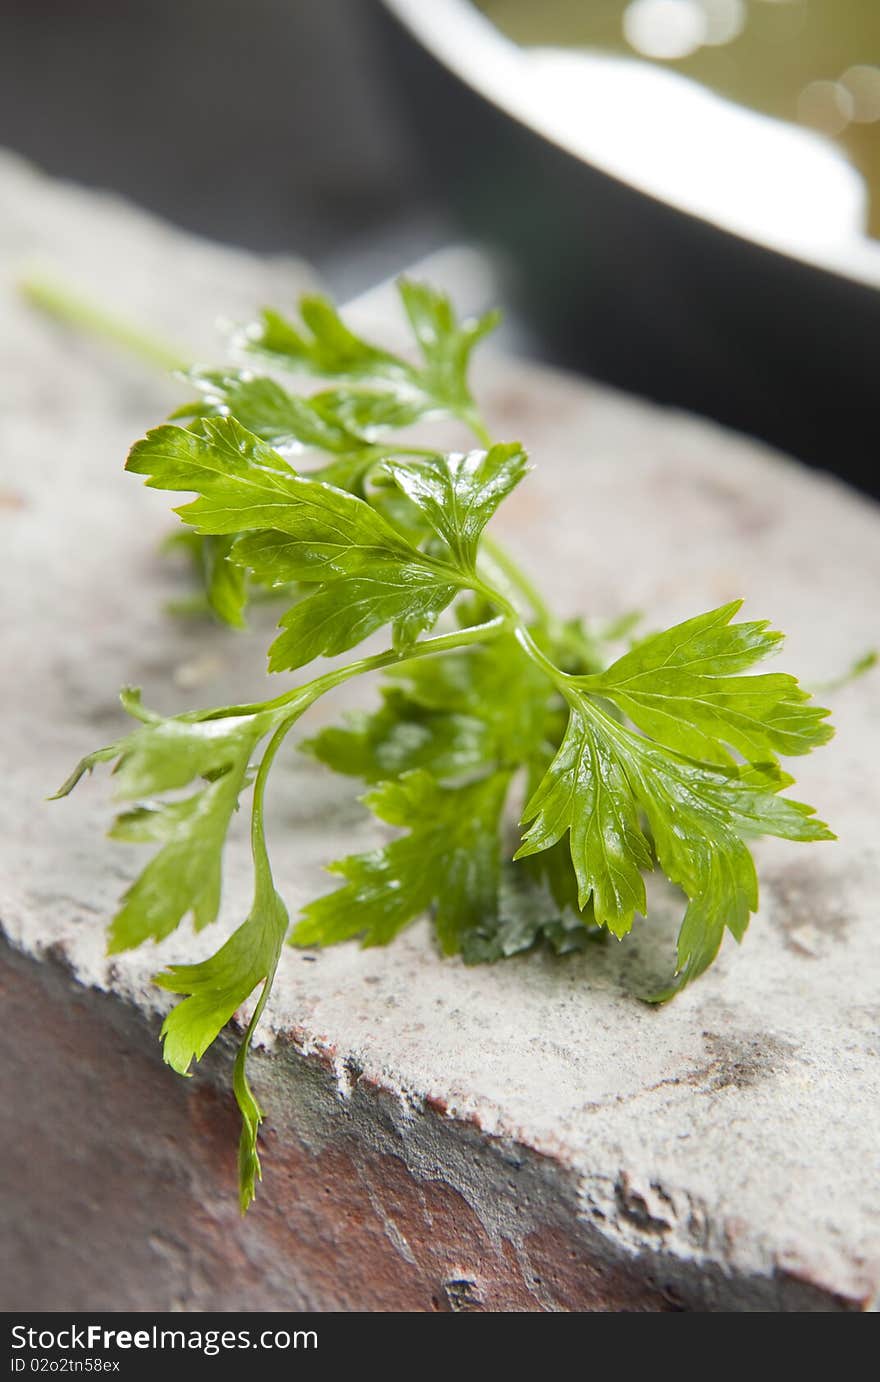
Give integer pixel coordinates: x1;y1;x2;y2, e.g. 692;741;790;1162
460;408;493;448
513;623;572;694
481;533;553;626
20;271;189;373
229;611;515;1211
466;574;572;696
192;613;511;722
308;614;511;699
234;715;299;1210
250;716;296;855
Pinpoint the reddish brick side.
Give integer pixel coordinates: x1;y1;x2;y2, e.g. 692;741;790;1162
1;942;868;1312
0;942;676;1312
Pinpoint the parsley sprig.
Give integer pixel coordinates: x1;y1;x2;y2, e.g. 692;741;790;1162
55;280;833;1209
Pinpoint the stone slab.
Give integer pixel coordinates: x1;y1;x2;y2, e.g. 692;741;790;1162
1;150;879;1311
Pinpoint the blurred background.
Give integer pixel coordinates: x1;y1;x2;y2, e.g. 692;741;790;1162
2;0;878;489
0;0;448;296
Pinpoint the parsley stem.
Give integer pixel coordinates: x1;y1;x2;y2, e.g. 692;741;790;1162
293;614;512;711
195;615;511;723
480;533;553;626
467;572;572;695
461;409;493;449
237;716;301;1211
512;624;571;693
251;718;297;857
229;612;513;1211
19;271;189;373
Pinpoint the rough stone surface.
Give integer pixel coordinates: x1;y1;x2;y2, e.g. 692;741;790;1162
1;150;879;1312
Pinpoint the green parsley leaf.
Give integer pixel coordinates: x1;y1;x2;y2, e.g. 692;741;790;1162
310;387;427;439
109;703;269;800
244;295;411;386
54;692;274;952
221;495;418;578
172;373;424;483
107;771;247;952
240;279;499;428
518;689;833;987
302;688;492;786
128;418;476;664
518;835;589;920
129;418;424;566
126;417;300;532
396;277;500;420
461;860;599;964
576;601;833;765
266;568;460;670
160;531;256;626
171;369;366;456
167;381;418;618
161;281;502;624
382;444;529;571
360;473;434;547
200;534;248;629
294;769;510;954
517;703;653;935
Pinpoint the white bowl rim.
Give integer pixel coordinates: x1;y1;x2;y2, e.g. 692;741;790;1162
383;0;880;292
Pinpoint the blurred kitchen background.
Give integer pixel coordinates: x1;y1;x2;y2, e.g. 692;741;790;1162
0;0;450;296
2;0;878;490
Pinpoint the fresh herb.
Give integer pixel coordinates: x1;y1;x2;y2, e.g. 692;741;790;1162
54;280;834;1209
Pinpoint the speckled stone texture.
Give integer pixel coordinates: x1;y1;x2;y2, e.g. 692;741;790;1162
1;151;878;1312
